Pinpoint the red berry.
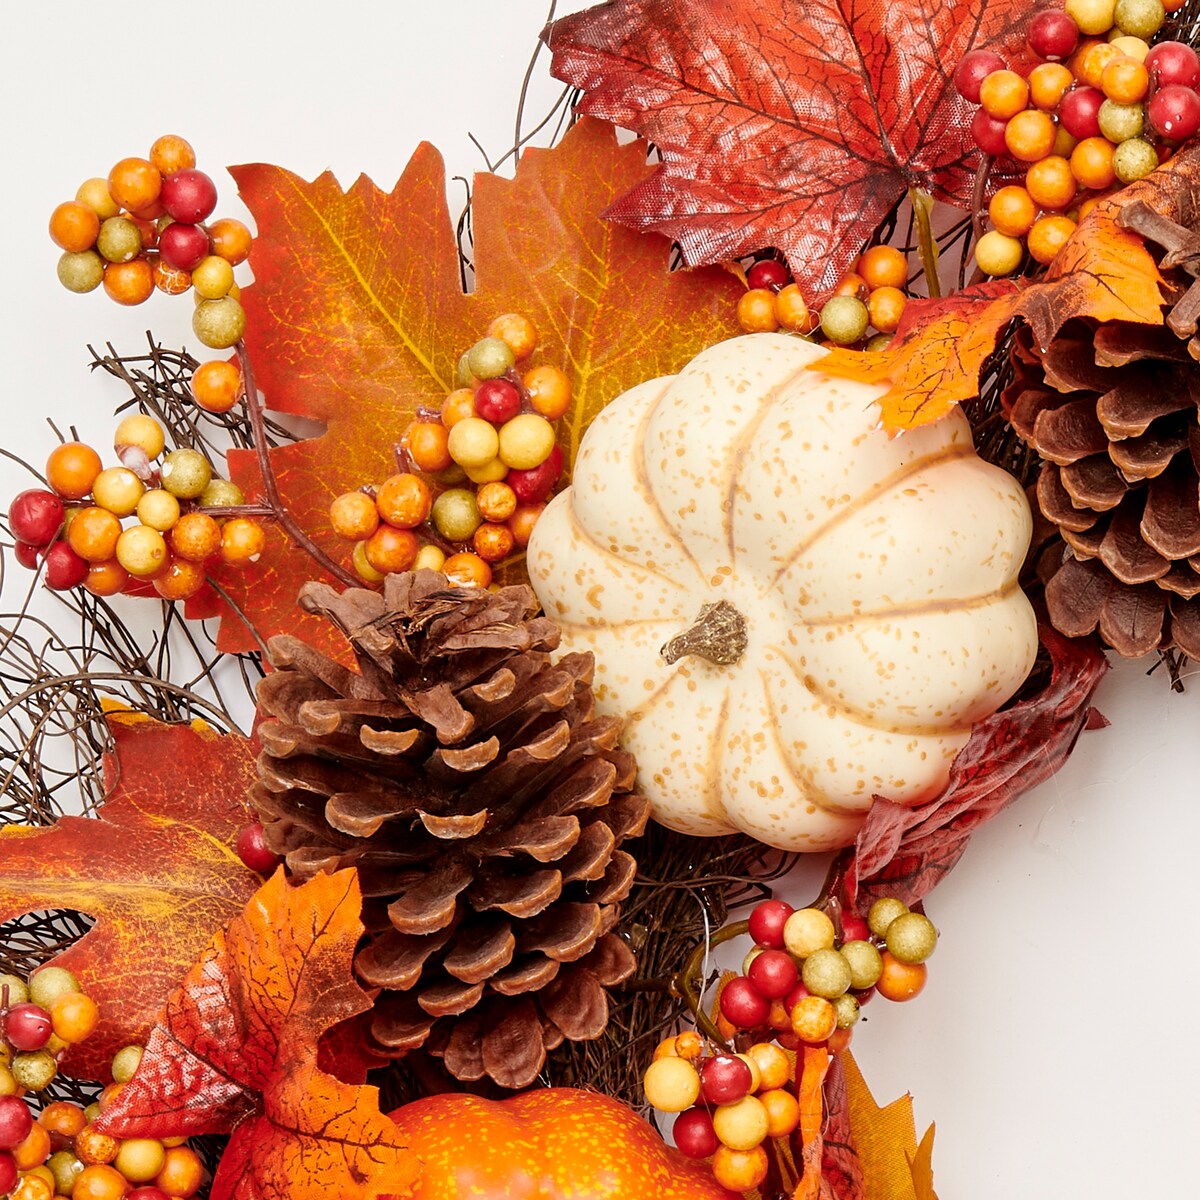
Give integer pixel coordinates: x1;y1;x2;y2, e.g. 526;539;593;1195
783;981;810;1013
747;949;798;1000
673;1108;719;1159
235;822;280;874
506;443;564;504
4;1002;52;1051
699;1054;753;1106
473;379;521;424
1147;85;1200;141
970;107;1010;157
1145;42;1200;90
840;912;871;943
129;1189;172;1200
43;541;89;591
746;259;790;290
9;489;65;546
747;898;794;950
0;1150;17;1195
718;976;771;1029
158;222;211;271
854;985;876;1006
160;169;218;224
14;541;41;569
0;1096;32;1151
1027;9;1079;61
953;50;1006;103
1058;87;1105;139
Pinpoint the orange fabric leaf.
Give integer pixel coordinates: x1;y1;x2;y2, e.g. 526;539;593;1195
794;1044;835;1200
0;713;260;1077
96;869;420;1200
204;117;741;658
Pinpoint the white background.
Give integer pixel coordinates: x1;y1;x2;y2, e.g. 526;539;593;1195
3;2;1199;1196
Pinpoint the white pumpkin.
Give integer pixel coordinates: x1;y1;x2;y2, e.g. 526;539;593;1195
527;334;1038;852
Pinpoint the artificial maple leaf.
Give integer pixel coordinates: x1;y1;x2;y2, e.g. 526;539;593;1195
97;869;419;1200
796;1043;837;1200
0;712;260;1077
822;1054;866;1200
204;117;740;657
845;625;1108;908
544;0;1033;299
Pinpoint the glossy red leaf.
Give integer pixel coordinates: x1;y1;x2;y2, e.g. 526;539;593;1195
545;0;1033;298
96;870;419;1200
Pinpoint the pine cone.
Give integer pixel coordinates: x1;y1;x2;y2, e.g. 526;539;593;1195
1004;318;1200;658
251;571;650;1089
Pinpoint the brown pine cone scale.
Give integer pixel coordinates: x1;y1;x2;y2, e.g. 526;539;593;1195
252;571;649;1089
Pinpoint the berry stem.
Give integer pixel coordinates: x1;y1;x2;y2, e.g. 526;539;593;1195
968;156;992;289
234;340;359;589
908;186;941;299
673;918;749;1050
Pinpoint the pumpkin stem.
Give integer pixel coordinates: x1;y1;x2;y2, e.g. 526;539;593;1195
660;600;748;666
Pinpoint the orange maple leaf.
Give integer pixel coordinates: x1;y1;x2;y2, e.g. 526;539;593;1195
202;117;741;658
0;712;260;1077
96;869;420;1200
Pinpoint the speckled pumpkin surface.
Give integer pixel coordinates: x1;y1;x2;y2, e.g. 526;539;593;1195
387;1088;736;1198
527;334;1037;852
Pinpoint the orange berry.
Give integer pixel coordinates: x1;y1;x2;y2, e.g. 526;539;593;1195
522;365;572;420
827;1025;854;1054
47;442;102;500
148;135;196;176
712;1145;769;1192
875;951;928;1002
154;1146;204;1198
67;507;122;563
1076;42;1122;89
443;551;492;588
49;992;99;1043
486;313;538;361
107;158;161;214
73;1164;128;1200
1025;155;1077;210
1004;108;1057;162
759;1088;801;1138
113;1138;166;1184
74;1126;118;1167
39;1102;87;1139
790;994;837;1044
673;1030;703;1061
169;512;222;562
857;245;907;289
736;288;778;332
773;283;810;331
403;420;452;472
987;185;1037;237
13;1121;51;1170
190;359;242;413
153;557;207;602
208;218;253;266
103;258;154;306
363;525;418;574
506;503;544;548
1070;136;1117;189
220;518;266;566
746;1042;790;1090
1027;214;1077;264
329;492;379;541
153;260;192;295
83;559;128;596
376;473;432;529
49;202;101;253
440;388;477;428
866;285;906;334
473;521;515;563
475;481;517;523
1028;62;1074;110
979;69;1029;119
833;271;868;299
1067;36;1106;76
11;1173;53;1200
1101;56;1149;103
98;1082;125;1110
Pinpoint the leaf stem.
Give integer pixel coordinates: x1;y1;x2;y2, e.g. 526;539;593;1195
234;341;359;589
908;186;941;299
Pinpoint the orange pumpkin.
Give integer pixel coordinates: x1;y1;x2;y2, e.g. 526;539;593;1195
387;1088;737;1199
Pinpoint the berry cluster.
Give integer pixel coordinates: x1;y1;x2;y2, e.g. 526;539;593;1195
8;415;262;598
640;894;937;1193
736;247;910;349
49;135;253;350
959;0;1193;275
328;314;570;590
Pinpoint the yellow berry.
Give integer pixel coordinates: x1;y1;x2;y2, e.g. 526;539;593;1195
497;413;555;470
447;417;500;469
114;414;165;459
136;489;181;532
91;467;144;517
782;907;835;958
975;230;1024;277
642;1056;701;1112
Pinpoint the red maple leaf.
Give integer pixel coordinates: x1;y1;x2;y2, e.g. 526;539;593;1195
96;869;420;1200
0;712;260;1077
544;0;1033;298
202;118;740;658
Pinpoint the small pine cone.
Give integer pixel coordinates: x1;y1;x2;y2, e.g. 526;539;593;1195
252;571;650;1089
1004;318;1200;658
